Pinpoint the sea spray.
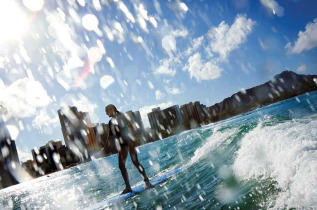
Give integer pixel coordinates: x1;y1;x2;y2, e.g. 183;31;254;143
233;115;317;208
1;91;317;209
190;127;239;165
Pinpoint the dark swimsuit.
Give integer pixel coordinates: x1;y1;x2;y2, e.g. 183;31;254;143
108;115;130;147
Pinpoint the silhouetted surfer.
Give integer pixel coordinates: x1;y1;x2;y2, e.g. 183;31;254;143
105;104;151;194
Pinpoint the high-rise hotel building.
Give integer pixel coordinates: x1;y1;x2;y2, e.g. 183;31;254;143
58;106;93;161
148;105;184;137
0;119;20;189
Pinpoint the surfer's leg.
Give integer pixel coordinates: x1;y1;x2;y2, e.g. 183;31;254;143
118;146;132;194
128;142;151;188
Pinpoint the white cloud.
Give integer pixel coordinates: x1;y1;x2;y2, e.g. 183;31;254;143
60;93;99;122
184;35;204;56
192;36;204;50
154;58;177;76
260;0;284;17
166;87;182;95
139;101;173;128
171;29;188;37
155;90;165;100
184;52;222;82
296;64;307;72
17;147;33;162
46;11;81;55
286;19;317;54
156;14;254;82
65;94;97;112
32;108;59;134
207;14;255;60
0;78;52;118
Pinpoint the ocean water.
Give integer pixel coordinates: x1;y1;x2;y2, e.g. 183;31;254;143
1;91;317;209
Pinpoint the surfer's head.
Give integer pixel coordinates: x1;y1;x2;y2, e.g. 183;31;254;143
106;104;119;117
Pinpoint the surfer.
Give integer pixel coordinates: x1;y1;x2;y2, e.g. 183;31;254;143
105;104;151;194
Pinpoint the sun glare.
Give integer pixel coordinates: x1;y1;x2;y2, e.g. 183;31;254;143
0;1;28;45
23;0;45;12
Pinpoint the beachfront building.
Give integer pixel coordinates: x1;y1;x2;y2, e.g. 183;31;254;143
148;105;184;138
124;110;146;144
180;101;208;128
0;120;20;189
31;140;63;175
58;106;92;162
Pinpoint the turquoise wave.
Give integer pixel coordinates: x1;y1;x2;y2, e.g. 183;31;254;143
1;91;317;209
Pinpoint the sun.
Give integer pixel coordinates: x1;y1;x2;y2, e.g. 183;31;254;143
0;1;29;46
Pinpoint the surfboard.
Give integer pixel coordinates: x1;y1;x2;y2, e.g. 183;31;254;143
100;164;189;207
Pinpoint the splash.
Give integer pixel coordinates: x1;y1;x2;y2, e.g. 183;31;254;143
233;115;317;208
190;127;239;164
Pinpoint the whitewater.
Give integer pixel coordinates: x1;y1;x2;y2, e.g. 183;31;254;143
1;91;316;209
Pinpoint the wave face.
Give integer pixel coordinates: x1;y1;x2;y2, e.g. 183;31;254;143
1;91;317;209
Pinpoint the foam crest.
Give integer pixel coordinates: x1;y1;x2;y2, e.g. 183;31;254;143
233;115;317;208
190;127;239;164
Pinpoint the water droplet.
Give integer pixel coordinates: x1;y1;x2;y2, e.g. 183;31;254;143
147;81;154;89
6;125;20;140
106;57;115;68
179;2;188;12
100;75;115;89
36;155;44;163
1;146;10;158
162;35;176;52
11;161;16;169
156;205;162;210
82;14;99;31
53;153;60;163
199;195;204;201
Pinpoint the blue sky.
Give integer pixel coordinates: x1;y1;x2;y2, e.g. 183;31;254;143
0;0;316;161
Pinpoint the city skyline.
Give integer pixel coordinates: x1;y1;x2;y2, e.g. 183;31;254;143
14;100;209;164
0;0;316;162
1;68;316;188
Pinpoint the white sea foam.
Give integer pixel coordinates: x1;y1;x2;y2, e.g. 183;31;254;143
190;127;239;164
233;115;317;208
